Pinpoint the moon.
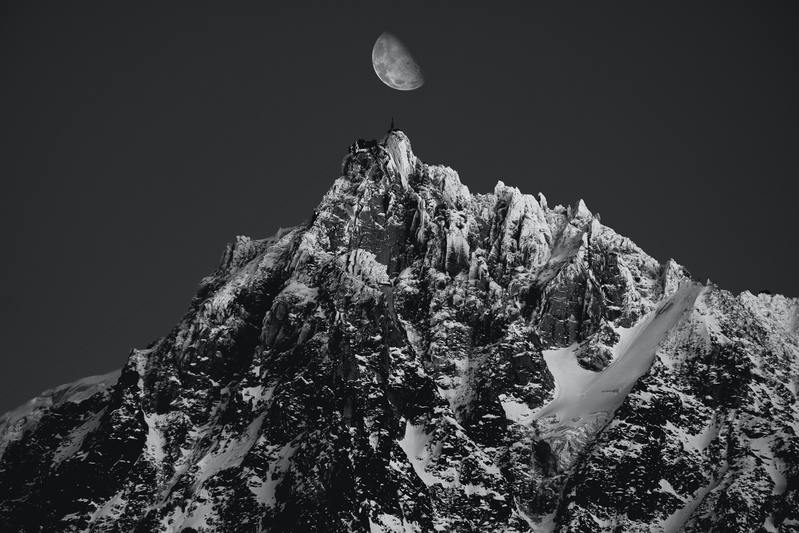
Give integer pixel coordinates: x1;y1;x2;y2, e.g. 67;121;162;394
371;32;424;91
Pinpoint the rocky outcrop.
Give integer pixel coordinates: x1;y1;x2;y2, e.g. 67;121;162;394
0;131;796;532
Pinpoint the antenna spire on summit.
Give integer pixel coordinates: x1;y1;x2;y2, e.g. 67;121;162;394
389;117;396;132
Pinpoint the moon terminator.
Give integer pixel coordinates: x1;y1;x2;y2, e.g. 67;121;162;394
371;32;424;91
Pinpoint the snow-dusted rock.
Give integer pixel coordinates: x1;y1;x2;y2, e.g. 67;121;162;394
0;131;796;532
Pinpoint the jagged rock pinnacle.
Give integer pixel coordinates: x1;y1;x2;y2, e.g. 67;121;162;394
382;129;415;187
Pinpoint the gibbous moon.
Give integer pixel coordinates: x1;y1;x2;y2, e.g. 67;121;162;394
371;32;424;91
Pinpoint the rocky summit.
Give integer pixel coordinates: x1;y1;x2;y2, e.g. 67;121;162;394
1;131;797;533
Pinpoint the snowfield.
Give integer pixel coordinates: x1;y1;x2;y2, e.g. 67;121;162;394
536;283;703;427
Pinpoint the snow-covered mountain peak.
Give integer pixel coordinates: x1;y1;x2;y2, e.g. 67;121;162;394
0;131;796;533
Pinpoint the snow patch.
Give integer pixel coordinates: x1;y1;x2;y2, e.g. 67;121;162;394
193;413;266;488
398;421;447;487
240;383;276;406
143;412;169;463
369;512;420;533
52;407;107;464
535;283;702;426
750;435;787;495
659;478;681;498
279;280;319;305
248;439;298;508
0;369;119;459
499;394;536;426
89;490;128;526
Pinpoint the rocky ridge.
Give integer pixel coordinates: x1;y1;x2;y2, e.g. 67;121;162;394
0;131;797;532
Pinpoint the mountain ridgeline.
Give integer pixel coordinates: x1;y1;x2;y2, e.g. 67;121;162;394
1;131;797;532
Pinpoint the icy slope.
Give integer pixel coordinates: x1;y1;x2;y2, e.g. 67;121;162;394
537;283;702;426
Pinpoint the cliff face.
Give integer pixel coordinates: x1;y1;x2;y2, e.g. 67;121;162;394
1;131;797;533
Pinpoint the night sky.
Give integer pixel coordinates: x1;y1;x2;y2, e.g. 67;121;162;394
2;2;797;412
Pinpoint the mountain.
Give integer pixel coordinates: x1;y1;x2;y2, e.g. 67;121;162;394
1;130;797;533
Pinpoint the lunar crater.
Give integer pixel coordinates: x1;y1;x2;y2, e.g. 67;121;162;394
371;32;424;91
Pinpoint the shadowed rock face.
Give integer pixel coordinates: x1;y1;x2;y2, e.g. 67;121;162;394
1;131;797;532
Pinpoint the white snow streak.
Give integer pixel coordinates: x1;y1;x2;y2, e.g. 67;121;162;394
398;421;443;487
535;283;702;426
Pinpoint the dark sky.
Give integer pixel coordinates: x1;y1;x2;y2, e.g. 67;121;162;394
2;2;797;412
